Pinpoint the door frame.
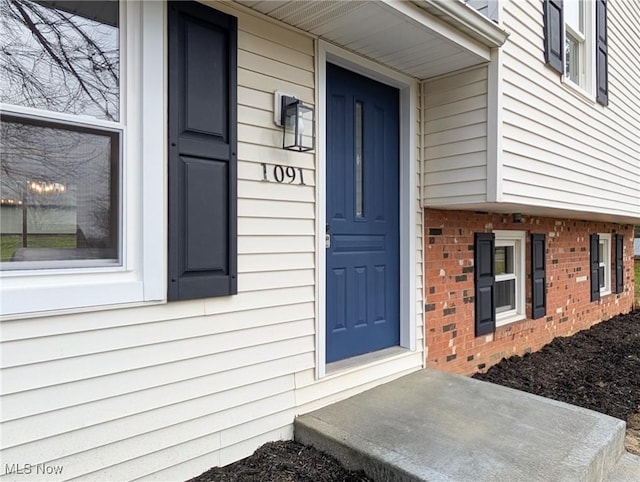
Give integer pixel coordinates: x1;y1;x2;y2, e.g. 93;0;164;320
316;40;418;378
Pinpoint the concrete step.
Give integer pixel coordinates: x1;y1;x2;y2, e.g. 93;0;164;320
295;370;634;481
606;453;640;482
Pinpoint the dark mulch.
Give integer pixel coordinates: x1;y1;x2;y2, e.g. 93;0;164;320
473;309;640;421
189;310;640;481
187;440;372;482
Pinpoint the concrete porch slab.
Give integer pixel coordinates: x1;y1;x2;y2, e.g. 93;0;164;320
606;453;640;481
295;370;630;481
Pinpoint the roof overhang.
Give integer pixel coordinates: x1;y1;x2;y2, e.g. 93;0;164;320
236;0;509;80
429;202;640;226
415;0;508;48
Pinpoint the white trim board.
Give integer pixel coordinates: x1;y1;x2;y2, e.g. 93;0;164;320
0;1;166;318
315;40;418;379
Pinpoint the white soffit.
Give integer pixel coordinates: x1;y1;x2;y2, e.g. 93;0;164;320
236;0;508;80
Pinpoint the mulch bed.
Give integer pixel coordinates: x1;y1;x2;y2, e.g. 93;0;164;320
187;440;371;482
473;309;640;421
188;310;640;482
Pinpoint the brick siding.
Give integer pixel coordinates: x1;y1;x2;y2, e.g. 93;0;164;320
424;208;635;375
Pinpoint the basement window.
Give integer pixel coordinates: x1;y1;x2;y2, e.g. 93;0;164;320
494;230;526;326
598;233;611;295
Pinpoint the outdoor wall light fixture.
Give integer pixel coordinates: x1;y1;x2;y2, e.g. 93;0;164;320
274;91;314;152
513;213;523;224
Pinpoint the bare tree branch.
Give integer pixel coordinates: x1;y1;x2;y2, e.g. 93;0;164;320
1;0;119;120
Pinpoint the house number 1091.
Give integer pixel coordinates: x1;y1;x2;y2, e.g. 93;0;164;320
261;163;305;185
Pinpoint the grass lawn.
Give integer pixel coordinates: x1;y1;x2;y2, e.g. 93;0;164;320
1;234;76;261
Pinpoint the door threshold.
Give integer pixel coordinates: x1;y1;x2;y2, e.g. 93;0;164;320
326;346;409;376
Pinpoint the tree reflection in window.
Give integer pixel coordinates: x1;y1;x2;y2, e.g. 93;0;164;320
0;0;120;267
0;116;119;265
0;0;119;121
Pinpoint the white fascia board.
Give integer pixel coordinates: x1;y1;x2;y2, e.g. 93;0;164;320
380;0;492;62
414;0;509;48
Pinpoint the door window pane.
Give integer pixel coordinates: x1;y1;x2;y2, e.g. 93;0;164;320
0;116;120;268
355;101;364;218
0;0;120;121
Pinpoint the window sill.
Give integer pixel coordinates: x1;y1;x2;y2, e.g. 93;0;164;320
600;289;612;297
560;77;597;105
1;297;167;322
1;268;165;319
496;312;526;328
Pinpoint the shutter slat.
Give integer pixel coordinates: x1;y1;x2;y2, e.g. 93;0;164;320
543;0;564;74
590;234;600;302
475;233;496;336
168;2;238;300
615;234;624;294
596;0;609;105
531;234;546;319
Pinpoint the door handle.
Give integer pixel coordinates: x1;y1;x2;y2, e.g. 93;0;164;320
326;224;330;249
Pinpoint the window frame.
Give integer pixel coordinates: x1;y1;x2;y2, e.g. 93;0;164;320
493;230;526;327
598;232;612;296
561;0;596;99
0;1;165;318
564;0;586;85
0;111;123;271
495;245;516;314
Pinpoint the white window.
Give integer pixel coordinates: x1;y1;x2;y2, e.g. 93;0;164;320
1;0;121;270
494;230;526;326
0;1;164;316
564;0;594;93
465;0;499;22
598;233;611;295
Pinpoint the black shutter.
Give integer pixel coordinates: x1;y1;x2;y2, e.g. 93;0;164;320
595;0;609;105
590;234;600;302
615;234;624;294
168;2;238;301
475;233;496;336
543;0;564;74
531;234;547;319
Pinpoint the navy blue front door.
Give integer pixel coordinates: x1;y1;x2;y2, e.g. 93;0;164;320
326;63;400;363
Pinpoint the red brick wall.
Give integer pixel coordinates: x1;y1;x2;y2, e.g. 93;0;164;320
424;208;635;375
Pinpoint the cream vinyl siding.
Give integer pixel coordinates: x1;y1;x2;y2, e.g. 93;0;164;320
499;0;640;217
0;2;424;480
423;66;489;205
